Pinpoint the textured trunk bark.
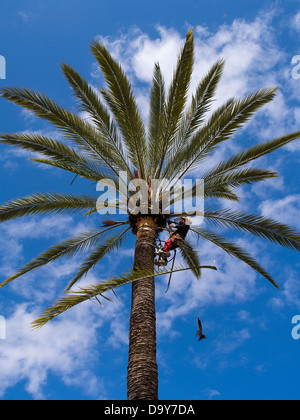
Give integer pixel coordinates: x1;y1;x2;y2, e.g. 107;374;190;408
127;217;158;400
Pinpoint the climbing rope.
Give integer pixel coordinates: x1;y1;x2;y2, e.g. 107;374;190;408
165;249;177;293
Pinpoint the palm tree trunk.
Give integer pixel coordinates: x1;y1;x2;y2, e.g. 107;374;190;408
127;217;159;400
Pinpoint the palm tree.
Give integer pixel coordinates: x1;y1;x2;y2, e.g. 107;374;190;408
1;30;300;400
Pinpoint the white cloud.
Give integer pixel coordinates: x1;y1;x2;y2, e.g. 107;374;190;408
93;13;289;131
269;269;300;310
0;303;104;399
291;11;300;32
214;328;251;354
203;388;221;400
95;26;181;85
18;11;31;22
259;194;300;229
1;215;73;240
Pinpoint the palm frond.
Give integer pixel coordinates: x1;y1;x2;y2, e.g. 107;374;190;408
170;59;225;158
186;59;225;134
32;263;217;329
60;63;132;176
204;208;300;251
147;63;166;176
90;41;147;178
0;87;121;176
204;167;278;190
154;30;194;178
28;157;102;182
204;185;240;201
203;131;300;182
178;241;202;278
191;227;279;289
167;179;239;210
169;88;278;180
0;228;120;289
0;132;105;181
162;97;234;180
0;192;96;223
65;226;131;291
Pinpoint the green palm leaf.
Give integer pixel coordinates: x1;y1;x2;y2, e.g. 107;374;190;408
155;30;194;178
0;227;121;289
28;157;101;182
203;185;240;201
171;88;278;180
60;63;132;176
204;167;278;190
168;178;239;208
2;31;300;341
0;192;96;222
204;208;300;251
32;263;217;329
169;59;225;160
191;227;279;289
162;97;234;180
178;241;202;278
90;41;146;178
0;132;105;181
0;86;121;176
147;63;166;176
65;226;131;291
203;131;300;183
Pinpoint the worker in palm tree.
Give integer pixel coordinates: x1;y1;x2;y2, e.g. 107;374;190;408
163;216;192;254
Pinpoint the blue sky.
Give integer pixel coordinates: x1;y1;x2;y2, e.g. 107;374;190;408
0;0;300;400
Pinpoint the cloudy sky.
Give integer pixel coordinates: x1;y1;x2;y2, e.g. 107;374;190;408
0;0;300;400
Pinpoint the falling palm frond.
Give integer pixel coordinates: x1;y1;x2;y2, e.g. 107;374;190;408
32;263;217;329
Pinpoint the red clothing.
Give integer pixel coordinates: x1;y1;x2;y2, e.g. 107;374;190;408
163;238;174;252
163;220;190;253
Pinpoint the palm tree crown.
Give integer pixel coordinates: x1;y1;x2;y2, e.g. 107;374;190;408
0;31;300;344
